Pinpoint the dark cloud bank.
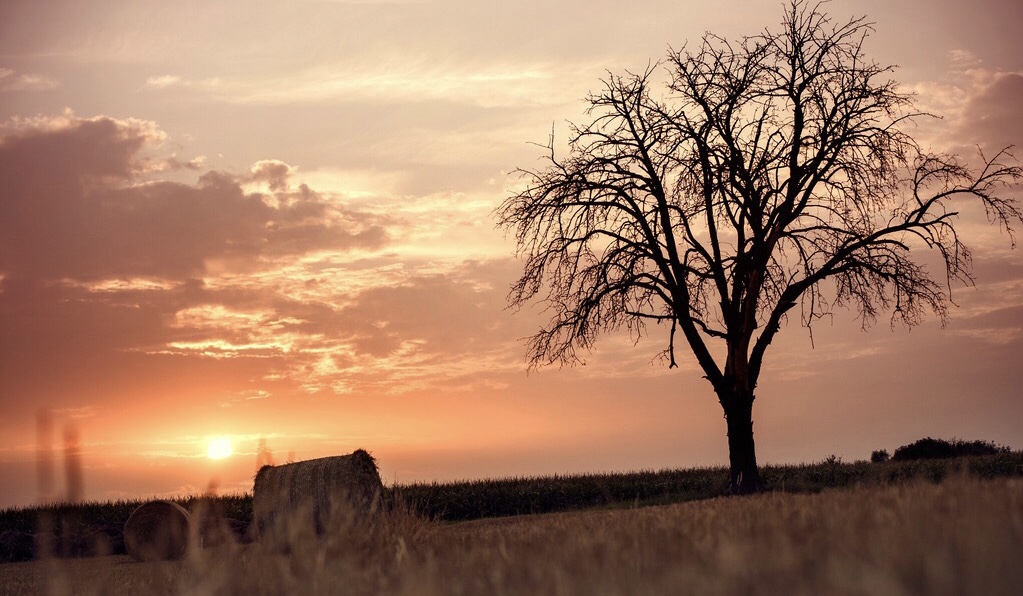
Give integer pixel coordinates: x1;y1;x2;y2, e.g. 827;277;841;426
0;114;519;423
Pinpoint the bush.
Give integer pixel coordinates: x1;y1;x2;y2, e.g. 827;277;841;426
892;437;1008;461
871;450;890;463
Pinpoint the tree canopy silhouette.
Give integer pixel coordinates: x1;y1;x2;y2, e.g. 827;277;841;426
497;1;1022;494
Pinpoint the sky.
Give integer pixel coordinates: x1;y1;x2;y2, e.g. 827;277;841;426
1;0;1021;509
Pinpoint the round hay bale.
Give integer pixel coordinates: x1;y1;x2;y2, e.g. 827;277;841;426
253;449;383;537
123;501;191;562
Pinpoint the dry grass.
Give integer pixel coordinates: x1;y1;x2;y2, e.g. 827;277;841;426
3;475;1021;595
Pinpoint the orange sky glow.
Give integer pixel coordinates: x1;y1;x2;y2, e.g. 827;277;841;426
1;0;1022;509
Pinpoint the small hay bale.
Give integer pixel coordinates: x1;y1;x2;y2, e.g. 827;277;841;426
252;449;383;537
123;501;191;562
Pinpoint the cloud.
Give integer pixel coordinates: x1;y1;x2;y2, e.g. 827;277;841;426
0;112;398;411
224;61;565;108
338;263;517;358
0;112;388;283
0;67;59;92
248;160;294;192
908;56;1023;153
142;74;183;89
136;57;591;109
140;74;223;93
154;258;531;396
958;72;1023;151
0;111;534;416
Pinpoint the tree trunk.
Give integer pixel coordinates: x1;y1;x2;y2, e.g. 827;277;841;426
722;395;764;495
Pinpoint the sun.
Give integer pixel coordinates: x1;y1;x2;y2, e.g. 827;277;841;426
207;437;233;460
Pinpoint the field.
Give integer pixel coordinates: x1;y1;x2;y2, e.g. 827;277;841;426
2;457;1022;595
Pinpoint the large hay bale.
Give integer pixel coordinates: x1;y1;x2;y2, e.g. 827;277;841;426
253;449;383;536
123;501;191;562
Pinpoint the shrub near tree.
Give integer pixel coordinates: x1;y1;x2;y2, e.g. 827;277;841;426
498;1;1022;494
891;438;1009;461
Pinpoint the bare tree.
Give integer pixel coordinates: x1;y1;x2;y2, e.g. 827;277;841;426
497;1;1021;494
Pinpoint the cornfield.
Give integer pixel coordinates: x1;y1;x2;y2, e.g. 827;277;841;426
2;473;1021;595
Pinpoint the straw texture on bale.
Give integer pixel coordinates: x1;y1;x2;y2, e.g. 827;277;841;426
123;500;191;562
253;449;383;535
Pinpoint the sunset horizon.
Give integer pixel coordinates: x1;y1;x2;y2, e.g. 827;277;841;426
2;0;1022;510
